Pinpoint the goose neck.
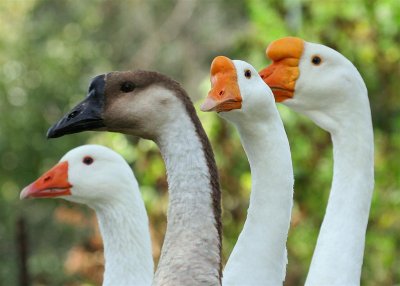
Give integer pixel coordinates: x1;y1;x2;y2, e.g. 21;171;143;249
222;114;293;285
306;104;374;285
329;112;375;205
153;109;221;285
94;194;153;286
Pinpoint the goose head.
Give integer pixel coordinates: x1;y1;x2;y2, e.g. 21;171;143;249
47;71;192;140
20;145;138;208
259;37;368;132
201;56;276;125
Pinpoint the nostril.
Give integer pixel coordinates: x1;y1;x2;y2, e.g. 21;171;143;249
44;175;52;182
67;110;80;121
260;74;265;79
219;90;225;96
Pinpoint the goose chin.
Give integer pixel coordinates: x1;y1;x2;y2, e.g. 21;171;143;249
270;87;294;102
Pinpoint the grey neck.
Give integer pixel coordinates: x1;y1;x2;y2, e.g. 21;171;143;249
153;109;221;285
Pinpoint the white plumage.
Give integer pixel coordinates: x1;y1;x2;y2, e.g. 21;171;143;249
261;37;374;286
202;56;294;285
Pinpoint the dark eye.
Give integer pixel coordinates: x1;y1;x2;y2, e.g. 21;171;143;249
311;55;322;65
244;69;252;79
83;156;94;165
120;81;135;93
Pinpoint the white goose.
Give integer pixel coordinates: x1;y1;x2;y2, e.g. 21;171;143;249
20;145;153;286
201;56;294;285
47;71;222;285
260;37;374;286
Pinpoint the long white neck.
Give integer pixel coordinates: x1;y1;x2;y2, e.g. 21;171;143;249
153;108;221;285
222;110;294;285
306;101;374;285
93;191;154;286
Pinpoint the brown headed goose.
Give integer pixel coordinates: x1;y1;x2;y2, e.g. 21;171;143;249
47;71;222;285
20;145;153;285
201;56;294;285
260;37;374;286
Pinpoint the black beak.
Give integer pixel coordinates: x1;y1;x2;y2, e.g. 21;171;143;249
47;74;106;139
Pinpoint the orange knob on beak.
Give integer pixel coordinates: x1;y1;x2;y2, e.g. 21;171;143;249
201;56;242;113
259;37;304;102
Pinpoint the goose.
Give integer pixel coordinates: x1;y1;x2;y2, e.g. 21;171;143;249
259;37;374;285
46;71;222;285
201;56;294;285
20;145;153;285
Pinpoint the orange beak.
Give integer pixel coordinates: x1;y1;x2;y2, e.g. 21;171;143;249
20;161;72;199
201;56;242;113
259;37;304;102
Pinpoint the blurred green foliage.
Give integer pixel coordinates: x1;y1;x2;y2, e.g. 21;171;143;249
0;0;399;285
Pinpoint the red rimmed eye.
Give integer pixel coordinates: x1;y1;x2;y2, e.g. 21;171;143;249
83;156;94;165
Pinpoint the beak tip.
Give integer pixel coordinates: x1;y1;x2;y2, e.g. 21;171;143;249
46;122;63;139
200;98;217;112
199;104;209;112
20;187;29;200
46;128;54;139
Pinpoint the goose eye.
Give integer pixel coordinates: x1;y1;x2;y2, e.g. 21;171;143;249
120;81;135;93
244;69;252;79
311;56;322;65
83;156;94;165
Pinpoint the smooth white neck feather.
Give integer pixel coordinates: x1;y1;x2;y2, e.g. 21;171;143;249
93;191;153;286
222;109;294;285
153;107;220;285
305;87;374;285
